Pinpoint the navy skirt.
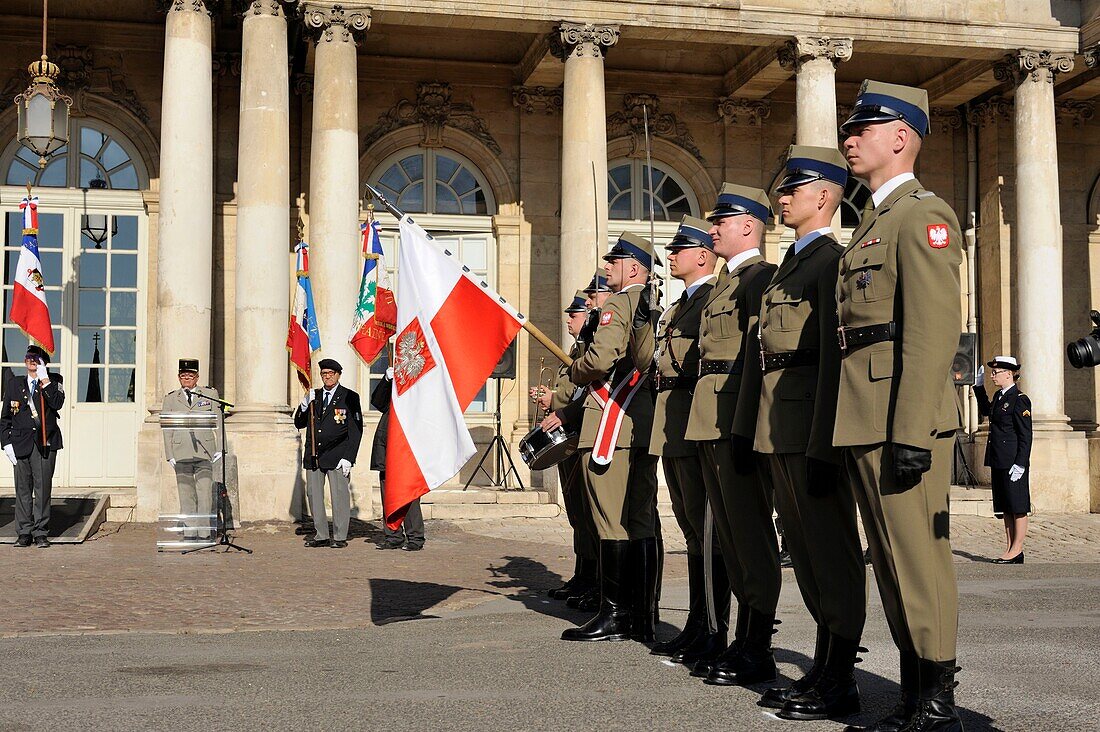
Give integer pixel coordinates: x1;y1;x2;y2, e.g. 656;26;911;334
990;467;1031;516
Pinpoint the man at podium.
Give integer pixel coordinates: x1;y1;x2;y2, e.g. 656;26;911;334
162;358;223;540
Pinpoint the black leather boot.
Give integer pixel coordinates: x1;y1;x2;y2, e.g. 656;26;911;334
548;556;583;599
674;554;731;664
567;586;599;611
629;537;659;642
561;540;632;642
704;606;777;686
561;556;597;603
845;650;919;732
654;534;664;626
651;553;706;656
760;625;830;709
778;633;861;720
690;597;744;676
902;659;963;732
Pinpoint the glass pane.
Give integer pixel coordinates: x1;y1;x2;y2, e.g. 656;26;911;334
78;367;105;403
436;154;459;183
111;253;138;287
462;239;487;271
108;367;136;403
2;328;29;364
83;251;109;289
5;159;37;186
452;168;477;196
466;384;488;414
609;192;632;220
79;291;106;326
397;181;424;213
78;328;106;364
609;164;631;192
80;158;105;188
380;163;408;192
5;251;18;284
38;155;66;187
101;140;130;170
112;216;138;250
109;164;138;190
399;154;424;182
80;126;107;157
111;291;137;326
38;214;63;249
109;329;136;364
462;189;488;215
667;197;692;220
50;328;61;363
46;290;62;322
16;146;39;165
434;183;461;214
40;251;62;284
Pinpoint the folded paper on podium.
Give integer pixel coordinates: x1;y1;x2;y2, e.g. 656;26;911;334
158;411;221;551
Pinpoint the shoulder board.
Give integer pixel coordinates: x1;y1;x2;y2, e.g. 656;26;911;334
913;190;936;199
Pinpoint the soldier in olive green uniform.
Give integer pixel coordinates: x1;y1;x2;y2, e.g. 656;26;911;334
754;147;866;721
838;82;963;732
649;216;731;664
561;232;659;644
685;185;780;686
538;291;599;603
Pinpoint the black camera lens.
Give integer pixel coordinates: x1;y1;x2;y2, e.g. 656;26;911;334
1067;335;1100;369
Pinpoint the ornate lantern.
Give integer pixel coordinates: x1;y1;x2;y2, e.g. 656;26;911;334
81;176;112;248
14;1;72;169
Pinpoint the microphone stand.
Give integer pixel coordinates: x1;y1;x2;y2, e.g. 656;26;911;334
183;389;252;555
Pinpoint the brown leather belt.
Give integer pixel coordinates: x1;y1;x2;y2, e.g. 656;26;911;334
760;348;818;373
655;375;698;392
698;359;744;377
838;322;896;355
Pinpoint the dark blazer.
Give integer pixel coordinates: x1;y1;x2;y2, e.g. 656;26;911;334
975;384;1032;468
369;375;392;472
293;383;363;471
0;373;65;458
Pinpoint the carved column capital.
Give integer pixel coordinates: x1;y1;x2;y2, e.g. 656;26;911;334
300;2;371;44
157;0;222;14
965;96;1013;128
717;97;771;127
1054;100;1095;128
552;22;620;61
995;49;1075;85
233;0;295;16
777;36;853;71
930;107;963;134
512;85;563;115
1085;44;1100;69
212;51;242;76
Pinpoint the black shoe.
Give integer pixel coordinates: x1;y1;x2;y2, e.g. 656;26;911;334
34;536;51;548
704;607;777;686
991;553;1023;564
691;599;746;676
562;540;632;642
653;553;707;657
844;651;919;732
628;537;659;643
566;586;599;611
402;543;423;551
330;540;348;549
899;659;962;732
778;633;862;720
673;555;731;664
760;625;830;709
305;538;330;548
778;548;793;569
15;534;32;548
377;541;404;550
549;556;586;599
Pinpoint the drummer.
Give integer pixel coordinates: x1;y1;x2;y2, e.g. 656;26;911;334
534;290;599;606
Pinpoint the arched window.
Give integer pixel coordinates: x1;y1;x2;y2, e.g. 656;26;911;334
2;118;148;190
372;148;494;215
607;159;699;221
841;177;873;229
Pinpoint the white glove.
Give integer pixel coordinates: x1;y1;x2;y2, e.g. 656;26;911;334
975;365;984;388
385;368;394;380
300;390;314;409
212;452;222;464
3;444;16;465
337;458;352;478
168;458;177;467
1009;464;1025;482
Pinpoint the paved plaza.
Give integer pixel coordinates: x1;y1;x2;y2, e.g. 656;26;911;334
0;513;1098;731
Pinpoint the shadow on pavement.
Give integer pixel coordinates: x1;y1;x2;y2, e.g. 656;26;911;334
484;555;594;624
953;548;995;563
368;578;466;625
294;517;390;544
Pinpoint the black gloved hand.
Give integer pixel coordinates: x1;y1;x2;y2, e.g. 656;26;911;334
632;286;653;329
892;443;932;489
806;457;839;496
578;309;600;345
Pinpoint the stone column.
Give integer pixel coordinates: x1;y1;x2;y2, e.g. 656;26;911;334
778;36;852;147
302;2;370;375
155;0;216;395
555;22;619;342
996;49;1089;511
233;0;293;424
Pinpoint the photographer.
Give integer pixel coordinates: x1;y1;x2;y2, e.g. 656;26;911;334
974;356;1032;564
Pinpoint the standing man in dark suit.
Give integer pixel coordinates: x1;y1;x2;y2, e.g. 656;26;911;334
755;147;866;721
371;368;424;551
293;358;363;549
1;345;64;548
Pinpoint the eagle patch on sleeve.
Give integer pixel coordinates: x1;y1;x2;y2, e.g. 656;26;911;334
599;311;613;326
927;224;950;249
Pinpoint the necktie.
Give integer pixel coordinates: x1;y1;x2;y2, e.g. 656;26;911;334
323;390;332;409
187;391;193;407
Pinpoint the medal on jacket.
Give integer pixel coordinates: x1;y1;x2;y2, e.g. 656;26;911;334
334;408;347;424
9;400;19;414
856;271;873;290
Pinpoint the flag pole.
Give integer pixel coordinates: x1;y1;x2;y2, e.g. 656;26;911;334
363;183;573;367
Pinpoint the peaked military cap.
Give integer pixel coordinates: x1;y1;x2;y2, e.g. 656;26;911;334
582;271;611;294
706;183;773;223
564;290;588;313
841;80;930;138
776;145;850;193
26;345;50;365
603;231;662;270
987;355;1021;371
178;358;199;373
667;215;715;251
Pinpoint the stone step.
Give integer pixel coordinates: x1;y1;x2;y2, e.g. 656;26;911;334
424;502;561;520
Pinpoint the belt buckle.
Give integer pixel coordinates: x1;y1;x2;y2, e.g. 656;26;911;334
837;326;848;353
759;350;768;371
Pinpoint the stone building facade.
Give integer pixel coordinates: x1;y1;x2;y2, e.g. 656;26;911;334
0;1;1097;519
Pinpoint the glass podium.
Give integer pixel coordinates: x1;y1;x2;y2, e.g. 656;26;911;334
157;411;221;552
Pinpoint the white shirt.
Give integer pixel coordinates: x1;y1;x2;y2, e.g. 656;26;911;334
792;227;834;255
999;383;1017;398
619;282;645;293
684;273;717;300
726;248;762;273
871;172;916;208
322;386;337;406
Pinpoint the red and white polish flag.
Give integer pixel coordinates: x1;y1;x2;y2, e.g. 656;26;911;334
383;215;524;529
10;196;55;354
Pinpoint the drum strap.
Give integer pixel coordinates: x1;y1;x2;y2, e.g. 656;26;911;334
587;368;648;466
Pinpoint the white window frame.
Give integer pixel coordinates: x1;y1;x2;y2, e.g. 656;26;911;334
608;157;700;222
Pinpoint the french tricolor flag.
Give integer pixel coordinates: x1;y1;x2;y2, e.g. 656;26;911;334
10;195;55;355
286;241;321;388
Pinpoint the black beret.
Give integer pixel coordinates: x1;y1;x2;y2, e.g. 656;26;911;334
25;345;49;365
318;358;343;373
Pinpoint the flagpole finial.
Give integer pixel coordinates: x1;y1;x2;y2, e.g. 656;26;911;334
26;181;32;197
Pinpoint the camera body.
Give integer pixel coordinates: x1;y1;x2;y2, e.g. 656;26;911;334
1067;309;1100;368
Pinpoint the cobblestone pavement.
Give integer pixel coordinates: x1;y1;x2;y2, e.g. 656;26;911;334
1;512;1097;638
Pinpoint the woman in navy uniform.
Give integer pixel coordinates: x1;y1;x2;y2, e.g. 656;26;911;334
974;355;1032;564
